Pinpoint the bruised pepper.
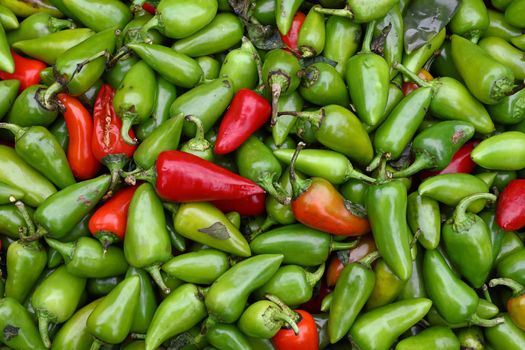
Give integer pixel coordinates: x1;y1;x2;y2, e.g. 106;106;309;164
287;142;370;237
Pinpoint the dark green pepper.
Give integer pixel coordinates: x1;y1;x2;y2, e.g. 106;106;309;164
86;276;122;296
484;313;525;350
126;267;158;334
104;56;139;90
0;181;24;204
495;231;523;265
254;0;276;25
0;297;46;350
407;193;441;250
0;204;33;239
0;79;20;120
323;15;361;75
162;249;230;285
6;85;58;127
397;244;427;300
298;62;349;107
497;249;525;285
430;41;464;82
487;87;525;125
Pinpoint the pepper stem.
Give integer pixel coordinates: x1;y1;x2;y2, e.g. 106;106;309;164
140;15;159;43
242;37;264;92
44;238;74;261
184;115;211;151
89;338;103;350
258;176;291;205
482;283;494;303
103;154;129;193
331;239;360;252
272;310;300;335
14;201;36;239
248;215;278;241
265;294;299;322
321;293;332;312
277;109;325;129
120;116;139;145
366;153;384;173
145;264;171;295
305;263;325;287
358;251;381;268
346;168;377;184
37;315;51;348
0;122;26;140
313;5;354;19
289;141;312;199
49;17;76;32
40;81;63;111
393;62;432;88
453;193;497;230
122;166;156;186
489;278;525;296
391;155;432;178
469;313;505;327
361;20;376;53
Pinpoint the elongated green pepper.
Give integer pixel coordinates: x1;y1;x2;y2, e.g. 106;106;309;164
0;297;46;350
314;0;398;24
323;16;361;75
484;313;525;350
407;193;441;250
61;0;131;32
298;62;349;107
395;326;461;350
479;36;525;80
471;131;525;171
162;249;230;285
0;79;19;120
219;37;258;93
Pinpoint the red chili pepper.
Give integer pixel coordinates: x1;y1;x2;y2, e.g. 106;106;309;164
92;84;136;189
299;280;332;315
214;89;271;155
0;50;46;91
137;150;266;202
142;2;156;14
58;93;101;180
272;309;319;350
88;185;138;250
419;141;478;179
212;192;266;216
280;12;306;54
402;69;433;96
326;235;376;287
288;144;370;236
496;179;525;231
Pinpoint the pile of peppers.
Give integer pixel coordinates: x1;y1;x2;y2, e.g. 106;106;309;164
1;0;525;349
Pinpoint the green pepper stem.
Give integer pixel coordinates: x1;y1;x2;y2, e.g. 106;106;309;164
108;46;131;68
49;17;76;32
469;313;505;327
130;333;146;340
41;81;63;111
37;315;51;348
14;201;36;239
140;15;159;43
89;338;103;350
44;238;74;260
331;239;360;252
358;251;381;268
184;115;211;151
0;123;25;140
277;109;325;129
258;176;291;205
122;166;156;186
103;154;128;194
289;142;313;199
249;215;278;241
453;193;497;230
393;62;433;89
482;283;494;303
313;6;354;20
145;264;171;295
272;310;300;335
392;155;432;178
366;153;384;173
265;294;298;321
346;168;376;184
242;36;265;92
321;293;332;312
489;278;525;296
361;20;376;53
306;263;325;287
162;202;180;214
120;115;139;145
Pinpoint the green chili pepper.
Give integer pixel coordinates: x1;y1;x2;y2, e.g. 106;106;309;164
262;166;297;230
495;231;523;265
170;78;234;137
238;300;299;338
272;91;303;147
219;37;258;93
349;298;432;350
197;56;221;81
449;0;489;43
367;258;406;310
61;0;131;32
511;33;525;50
145;284;207;350
117;13;164;49
162;249;230;285
180;115;214;161
497;249;525;285
366;179;412;281
0;123;75;189
254;0;275;24
174;202;251;257
442;193;496;288
471;131;525;171
114;60;157;145
125;268;157;334
314;0;398;24
254;264;325;307
504;0;525;28
298;62;349;107
397;243;427;300
418;173;490;213
105;56;139;89
140;0;218;39
0;5;18;30
407;193;440;250
487;88;525;125
451;34;515;104
172;13;244;57
393;121;475;178
340;179;368;206
296;6;325;57
479;36;525;80
0;182;24;204
480;209;506;265
7;12;74;44
126;43;203;89
275;0;304;35
32;265;86;348
0;22;13;73
125;183;172;294
206;323;252;350
206;254;284;323
395;326;461;350
0;297;46;350
323;15;361;75
484;313;525;349
87;276;140;349
484;8;522;40
87;276;122;296
0;204;33;239
250;224;358;266
6;85;58;127
51;298;102;350
431;41;464;82
0;80;19;120
345;21;390;129
456;326;485;350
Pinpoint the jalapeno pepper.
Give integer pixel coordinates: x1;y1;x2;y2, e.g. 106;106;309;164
471;132;525;171
0;297;46;350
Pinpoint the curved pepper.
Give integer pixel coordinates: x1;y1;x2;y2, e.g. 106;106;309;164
488;88;525;125
479;36;525;80
497;249;525;285
7;12;74;44
407;193;441;250
504;0;525;28
219;37;258;93
296;5;325;57
496;179;525;231
374;5;403;79
323;16;360;75
276;0;304;35
280;11;305;52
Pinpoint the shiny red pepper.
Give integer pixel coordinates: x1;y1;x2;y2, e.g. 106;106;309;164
288;143;370;236
88;185;138;250
212;192;266;216
280;12;306;54
214;89;271;155
402;69;433;96
272;309;319;350
419;141;478;179
0;50;46;91
58;93;101;180
496;179;525;231
92;84;136;189
142;2;156;14
128;150;266;202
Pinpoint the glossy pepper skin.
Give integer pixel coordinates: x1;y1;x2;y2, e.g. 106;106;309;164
145;284;208;350
497;249;525;285
58;93;101;180
296;5;325;57
395;326;461;350
420;141;477;178
0;122;76;189
504;0;525;28
124;183;172;294
496;179;525;231
313;0;397;24
214;89;271;155
162;249;229;285
367;258;406;309
0;50;45;91
0;79;19;119
299;62;349;107
272;309;318;349
442;193;496;288
0;297;46;350
238;300;299;339
6;12;74;45
6;85;57;127
276;0;304;35
471;132;525;171
407;193;441;250
484;313;525;350
219;37;258;93
206;254;284;323
479;36;525;80
280;12;305;52
88;185;137;249
349;298;432;350
488;88;525;125
61;0;131;32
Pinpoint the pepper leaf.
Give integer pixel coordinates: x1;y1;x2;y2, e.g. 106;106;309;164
198;222;230;240
403;0;459;53
246;23;285;50
299;56;338;69
4;325;19;341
